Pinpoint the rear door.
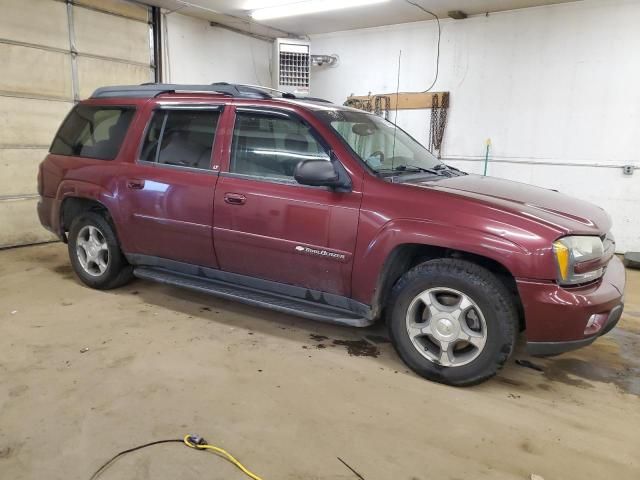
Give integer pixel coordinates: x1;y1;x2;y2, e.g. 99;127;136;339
120;104;224;267
212;106;361;296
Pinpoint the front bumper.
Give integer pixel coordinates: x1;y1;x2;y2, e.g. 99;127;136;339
526;304;623;356
517;255;626;356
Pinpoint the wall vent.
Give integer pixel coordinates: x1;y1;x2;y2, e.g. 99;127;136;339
272;38;310;96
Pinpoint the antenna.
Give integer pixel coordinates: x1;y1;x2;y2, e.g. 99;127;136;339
391;49;402;170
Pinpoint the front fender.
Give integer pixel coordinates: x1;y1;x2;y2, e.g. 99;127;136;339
351;218;543;306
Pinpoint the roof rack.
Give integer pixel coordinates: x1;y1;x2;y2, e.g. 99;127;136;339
90;82;275;99
90;82;334;104
228;83;297;99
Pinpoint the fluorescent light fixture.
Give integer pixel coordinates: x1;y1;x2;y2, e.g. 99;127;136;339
250;0;389;21
243;0;295;10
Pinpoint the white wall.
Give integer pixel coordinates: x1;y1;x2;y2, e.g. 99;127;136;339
310;0;640;252
163;12;272;87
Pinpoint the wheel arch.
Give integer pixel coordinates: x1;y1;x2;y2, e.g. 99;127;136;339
354;220;527;328
373;243;523;325
59;196;123;248
55;179;125;244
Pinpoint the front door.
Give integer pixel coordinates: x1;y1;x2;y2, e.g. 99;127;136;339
213;107;361;296
121;105;223;267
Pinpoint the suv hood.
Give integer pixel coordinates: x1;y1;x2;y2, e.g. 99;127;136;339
405;174;611;235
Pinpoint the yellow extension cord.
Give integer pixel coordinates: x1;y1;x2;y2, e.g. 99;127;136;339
183;435;264;480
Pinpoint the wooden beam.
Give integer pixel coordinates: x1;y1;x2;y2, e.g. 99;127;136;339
346;91;448;110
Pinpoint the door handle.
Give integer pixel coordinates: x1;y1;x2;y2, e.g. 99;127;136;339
224;193;246;205
126;179;145;189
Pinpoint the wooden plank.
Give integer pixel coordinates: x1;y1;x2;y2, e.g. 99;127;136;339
346;91;448;110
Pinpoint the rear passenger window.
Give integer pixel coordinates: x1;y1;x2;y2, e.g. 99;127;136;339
230;112;329;180
140;109;220;170
50;105;135;160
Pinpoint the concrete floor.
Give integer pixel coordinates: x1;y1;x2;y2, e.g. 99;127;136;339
0;243;639;480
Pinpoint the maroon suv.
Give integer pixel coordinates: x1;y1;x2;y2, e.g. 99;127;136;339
38;83;625;386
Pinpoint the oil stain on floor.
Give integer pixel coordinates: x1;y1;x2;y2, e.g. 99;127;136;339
308;334;381;357
332;339;380;357
543;327;640;396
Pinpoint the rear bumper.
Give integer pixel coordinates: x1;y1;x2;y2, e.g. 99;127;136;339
518;256;626;355
37;196;63;239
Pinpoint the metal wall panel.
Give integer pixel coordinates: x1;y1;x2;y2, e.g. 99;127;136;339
0;96;72;148
75;0;149;22
0;44;72;100
74;7;151;64
0;148;48;196
0;0;69;50
77;57;152;100
0;197;55;247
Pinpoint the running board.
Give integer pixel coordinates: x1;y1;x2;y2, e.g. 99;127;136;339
133;266;373;328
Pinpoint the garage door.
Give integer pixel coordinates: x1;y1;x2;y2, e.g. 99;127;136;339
0;0;154;248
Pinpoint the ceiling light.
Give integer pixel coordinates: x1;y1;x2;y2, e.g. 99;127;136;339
243;0;295;10
250;0;390;21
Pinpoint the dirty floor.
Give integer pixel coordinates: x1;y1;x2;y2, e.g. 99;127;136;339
1;243;639;480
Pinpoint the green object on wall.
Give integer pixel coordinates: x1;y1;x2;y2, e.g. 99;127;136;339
483;138;491;176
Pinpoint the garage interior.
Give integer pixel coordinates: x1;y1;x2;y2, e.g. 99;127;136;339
1;0;639;479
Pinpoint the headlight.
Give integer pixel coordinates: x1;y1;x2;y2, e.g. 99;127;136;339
553;236;604;285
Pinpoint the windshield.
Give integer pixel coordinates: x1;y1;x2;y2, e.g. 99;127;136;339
315;109;442;174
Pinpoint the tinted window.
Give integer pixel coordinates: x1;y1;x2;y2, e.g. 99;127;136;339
140;109;219;170
230;112;329;180
50;105;134;160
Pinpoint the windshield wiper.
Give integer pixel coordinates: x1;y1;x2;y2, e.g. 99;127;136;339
392;164;441;175
433;163;467;175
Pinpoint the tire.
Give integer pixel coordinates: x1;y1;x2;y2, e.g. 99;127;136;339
67;211;133;290
387;258;517;386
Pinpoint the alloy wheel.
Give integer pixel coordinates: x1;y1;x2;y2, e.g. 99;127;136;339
76;225;109;277
405;287;487;367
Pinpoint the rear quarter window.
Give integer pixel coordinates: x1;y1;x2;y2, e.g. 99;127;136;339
50;105;135;160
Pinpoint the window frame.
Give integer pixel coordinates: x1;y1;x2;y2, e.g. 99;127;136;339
224;106;335;187
136;104;224;173
49;104;137;161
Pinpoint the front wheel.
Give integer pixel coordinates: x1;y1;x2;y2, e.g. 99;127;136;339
387;259;517;386
67;211;133;290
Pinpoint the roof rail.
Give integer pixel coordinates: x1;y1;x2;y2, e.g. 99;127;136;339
229;83;296;99
90;83;274;99
230;84;332;104
90;82;334;104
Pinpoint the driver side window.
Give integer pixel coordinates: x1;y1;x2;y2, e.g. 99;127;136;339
230;111;330;181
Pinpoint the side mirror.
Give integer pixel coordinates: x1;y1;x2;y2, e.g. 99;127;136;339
294;159;349;190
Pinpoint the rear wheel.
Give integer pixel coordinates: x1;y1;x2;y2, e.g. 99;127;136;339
387;259;517;386
67;211;133;289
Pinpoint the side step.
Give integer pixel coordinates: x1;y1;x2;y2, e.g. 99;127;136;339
133;267;372;328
